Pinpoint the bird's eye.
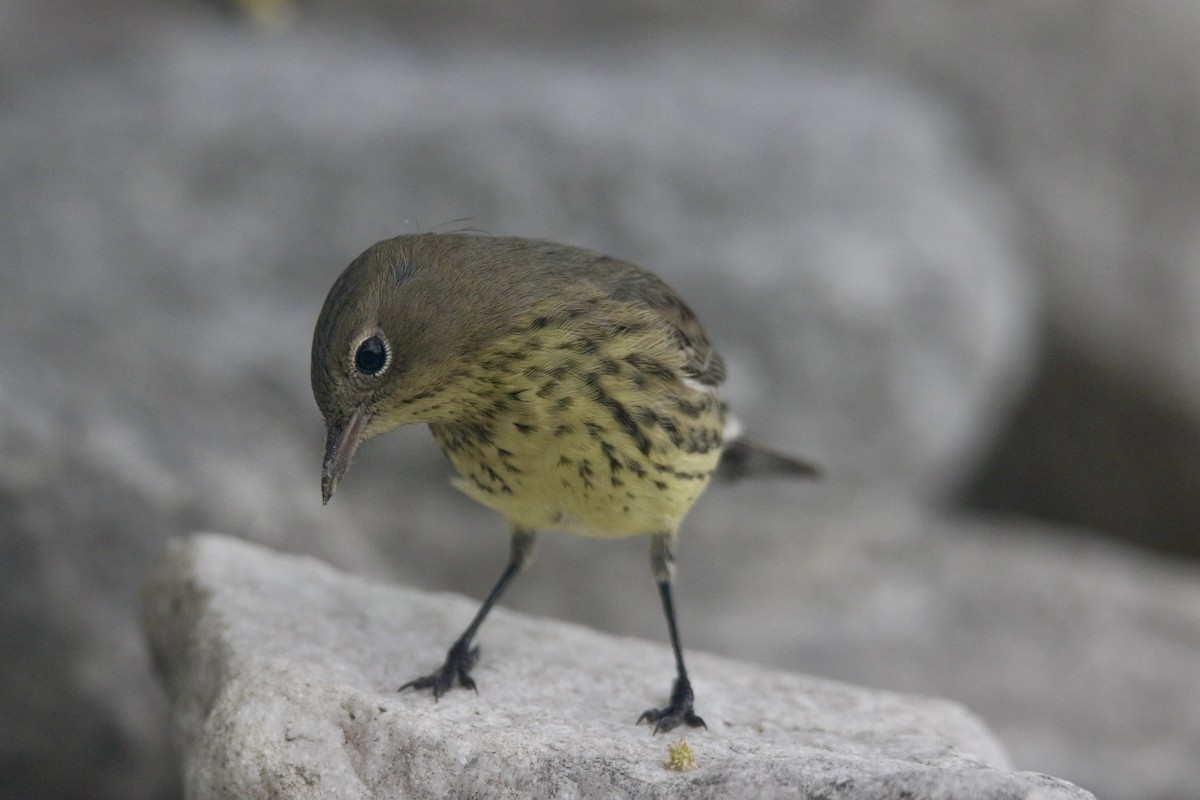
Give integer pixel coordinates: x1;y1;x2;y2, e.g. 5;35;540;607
354;336;390;376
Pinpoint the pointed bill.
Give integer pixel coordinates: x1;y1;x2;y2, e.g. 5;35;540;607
321;408;370;504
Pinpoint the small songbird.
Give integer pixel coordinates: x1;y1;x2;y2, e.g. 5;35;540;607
311;233;817;733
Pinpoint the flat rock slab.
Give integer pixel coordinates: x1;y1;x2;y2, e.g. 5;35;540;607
144;533;1092;800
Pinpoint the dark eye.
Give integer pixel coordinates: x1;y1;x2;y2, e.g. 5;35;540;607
354;336;389;376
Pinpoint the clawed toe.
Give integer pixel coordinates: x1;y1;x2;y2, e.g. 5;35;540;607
399;641;479;699
638;705;707;734
638;676;706;734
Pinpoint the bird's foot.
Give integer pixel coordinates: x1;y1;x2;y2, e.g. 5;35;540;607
638;676;707;734
398;640;479;699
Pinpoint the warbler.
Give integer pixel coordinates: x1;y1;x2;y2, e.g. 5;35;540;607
311;233;817;732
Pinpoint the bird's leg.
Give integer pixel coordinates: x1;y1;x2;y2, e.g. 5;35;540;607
638;532;707;733
400;528;536;698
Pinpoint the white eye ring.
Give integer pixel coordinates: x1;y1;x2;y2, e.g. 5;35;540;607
352;333;391;377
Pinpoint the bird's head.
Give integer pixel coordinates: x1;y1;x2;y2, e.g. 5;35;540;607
310;233;570;503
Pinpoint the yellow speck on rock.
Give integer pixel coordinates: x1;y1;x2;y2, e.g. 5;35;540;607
664;738;696;771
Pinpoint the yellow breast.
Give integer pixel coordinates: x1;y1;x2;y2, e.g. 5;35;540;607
428;321;724;538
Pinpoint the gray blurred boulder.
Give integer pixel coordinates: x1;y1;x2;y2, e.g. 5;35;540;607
841;1;1200;553
858;2;1200;408
144;533;1093;800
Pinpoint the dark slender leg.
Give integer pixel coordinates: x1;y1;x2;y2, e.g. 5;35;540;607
638;533;706;733
400;529;535;698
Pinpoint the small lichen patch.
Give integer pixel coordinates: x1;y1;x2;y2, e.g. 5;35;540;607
664;738;696;771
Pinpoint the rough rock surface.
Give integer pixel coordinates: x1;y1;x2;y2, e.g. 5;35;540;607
682;492;1200;800
145;533;1092;800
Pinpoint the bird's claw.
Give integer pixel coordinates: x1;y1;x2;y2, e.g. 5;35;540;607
399;640;479;699
638;677;707;733
638;705;707;734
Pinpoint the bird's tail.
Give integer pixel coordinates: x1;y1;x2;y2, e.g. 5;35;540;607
717;436;821;482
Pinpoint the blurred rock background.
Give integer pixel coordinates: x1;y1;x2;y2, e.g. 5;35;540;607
1;1;1197;799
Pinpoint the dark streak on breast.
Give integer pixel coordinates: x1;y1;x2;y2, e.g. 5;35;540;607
585;375;653;456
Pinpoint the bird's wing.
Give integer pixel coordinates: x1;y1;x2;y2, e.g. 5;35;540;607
546;246;726;389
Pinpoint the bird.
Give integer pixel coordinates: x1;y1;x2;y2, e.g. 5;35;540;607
311;233;818;733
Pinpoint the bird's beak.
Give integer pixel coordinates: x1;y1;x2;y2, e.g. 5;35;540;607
321;408;370;505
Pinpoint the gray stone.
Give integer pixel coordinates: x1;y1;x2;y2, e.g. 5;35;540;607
145;533;1092;800
433;479;1199;800
841;1;1200;553
855;2;1200;409
678;489;1200;800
